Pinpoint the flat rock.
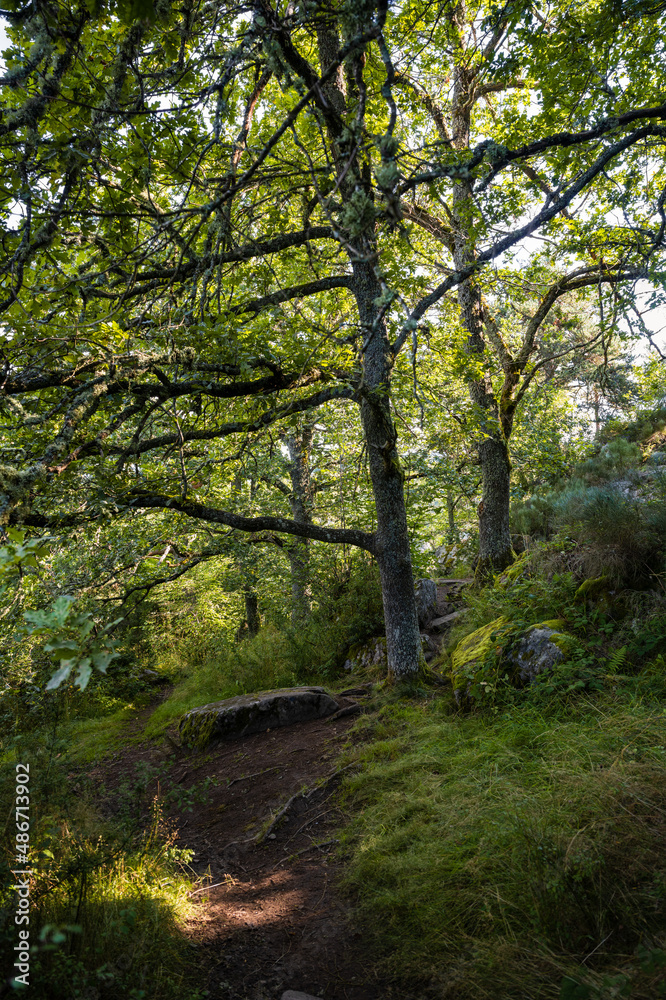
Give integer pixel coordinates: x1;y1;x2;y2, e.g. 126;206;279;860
430;611;462;631
281;992;324;1000
179;686;338;746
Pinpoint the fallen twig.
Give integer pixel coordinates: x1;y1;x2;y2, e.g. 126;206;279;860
227;766;281;787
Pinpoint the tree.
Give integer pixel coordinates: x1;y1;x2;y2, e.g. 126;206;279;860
1;0;666;676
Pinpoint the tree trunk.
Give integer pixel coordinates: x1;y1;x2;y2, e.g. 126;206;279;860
450;25;513;577
353;259;423;681
243;585;260;635
476;438;513;576
316;18;422;680
447;490;456;543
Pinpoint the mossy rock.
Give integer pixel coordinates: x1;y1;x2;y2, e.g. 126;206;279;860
450;618;577;702
450;617;514;702
497;550;532;587
344;636;388;675
575;576;612;602
507;625;577;685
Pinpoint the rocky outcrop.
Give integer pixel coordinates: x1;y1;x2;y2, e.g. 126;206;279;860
180;687;338;747
449;618;576;702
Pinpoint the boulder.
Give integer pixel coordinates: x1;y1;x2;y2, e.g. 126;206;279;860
344;633;433;672
506;624;574;684
415;578;438;628
179;686;338;747
450;617;577;701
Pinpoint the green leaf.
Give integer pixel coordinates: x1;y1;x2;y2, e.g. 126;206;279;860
46;660;76;690
90;648;119;673
559;978;593;1000
44;639;80;659
74;658;92;690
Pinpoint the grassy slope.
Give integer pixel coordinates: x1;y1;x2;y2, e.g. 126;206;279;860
341;692;666;999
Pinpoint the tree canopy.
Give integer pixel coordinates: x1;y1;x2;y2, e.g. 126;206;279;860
1;0;666;679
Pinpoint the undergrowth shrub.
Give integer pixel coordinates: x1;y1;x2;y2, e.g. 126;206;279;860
576;437;642;483
0;735;202;999
510;492;558;538
599;408;666;446
552;481;666;586
456;567;579;636
145;557;384;733
144;562;243;671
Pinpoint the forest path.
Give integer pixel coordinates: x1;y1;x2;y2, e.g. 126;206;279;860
89;689;388;1000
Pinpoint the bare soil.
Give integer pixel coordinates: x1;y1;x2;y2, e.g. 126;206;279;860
86;584;466;999
88;690;392;1000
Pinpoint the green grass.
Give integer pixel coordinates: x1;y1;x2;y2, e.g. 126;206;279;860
24;808;203;999
143;624;323;737
340;693;666;999
65;705;148;763
0;732;206;1000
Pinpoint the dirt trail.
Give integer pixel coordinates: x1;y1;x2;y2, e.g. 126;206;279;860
86;583;468;999
89;691;389;1000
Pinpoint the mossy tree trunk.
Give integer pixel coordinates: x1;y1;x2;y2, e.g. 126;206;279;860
317;15;423;680
450;21;514;578
353;257;423;680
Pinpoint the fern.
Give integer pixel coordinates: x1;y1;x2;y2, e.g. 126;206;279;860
607;645;628;675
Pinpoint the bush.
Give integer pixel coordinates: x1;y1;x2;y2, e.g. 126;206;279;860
0;735;201;1000
511;492;558;537
575;438;642;483
552;482;666;586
